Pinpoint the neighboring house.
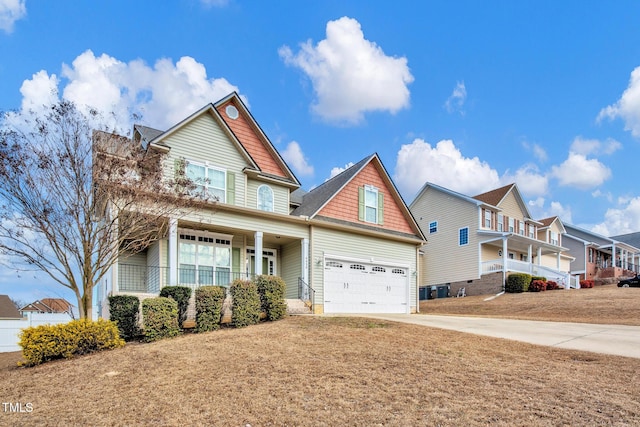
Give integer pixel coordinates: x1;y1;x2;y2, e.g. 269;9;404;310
564;225;640;282
95;92;425;316
410;182;571;297
20;298;74;316
0;295;22;319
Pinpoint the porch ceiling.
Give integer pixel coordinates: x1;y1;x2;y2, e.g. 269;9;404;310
481;234;564;255
176;219;301;247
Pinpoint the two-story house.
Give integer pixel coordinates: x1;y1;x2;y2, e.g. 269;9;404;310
95;92;425;317
410;182;571;297
564;224;640;282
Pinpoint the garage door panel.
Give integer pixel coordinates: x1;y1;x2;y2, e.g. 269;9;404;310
324;258;408;314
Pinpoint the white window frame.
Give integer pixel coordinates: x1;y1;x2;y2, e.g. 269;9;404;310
519;221;524;236
257;184;274;212
364;185;378;224
550;231;559;246
508;218;515;233
459;227;469;246
528;225;535;239
178;229;232;286
484;210;492;229
186;160;226;202
429;221;438;234
497;214;504;232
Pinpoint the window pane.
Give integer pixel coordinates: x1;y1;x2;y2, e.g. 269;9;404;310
216;247;230;268
258;186;274;211
365;188;377;207
365;206;377;223
459;228;469;245
209;169;225;189
198;266;214;285
187;164;206;182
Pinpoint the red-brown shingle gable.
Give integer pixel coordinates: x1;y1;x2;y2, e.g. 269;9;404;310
473;183;515;206
216;98;288;179
318;161;417;235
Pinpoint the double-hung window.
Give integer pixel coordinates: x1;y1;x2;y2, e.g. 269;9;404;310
429;221;438;234
459;227;469;246
364;185;379;224
518;221;524;235
550;231;559;246
508;218;515;233
484;210;492;229
186;161;226;202
497;214;504;232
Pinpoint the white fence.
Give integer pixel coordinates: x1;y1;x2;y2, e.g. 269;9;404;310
0;312;72;353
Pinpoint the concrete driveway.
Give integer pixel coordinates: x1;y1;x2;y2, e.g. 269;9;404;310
357;314;640;359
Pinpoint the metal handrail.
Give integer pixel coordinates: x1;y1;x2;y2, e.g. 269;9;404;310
298;277;314;308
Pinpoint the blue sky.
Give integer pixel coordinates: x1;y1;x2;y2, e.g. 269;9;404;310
2;0;640;303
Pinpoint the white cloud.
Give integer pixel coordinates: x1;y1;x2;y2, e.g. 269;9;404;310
328;162;355;179
504;164;548;198
570;136;621;156
548;201;572;224
282;141;314;177
394;138;501;199
598;66;640;137
550;152;611;190
15;50;242;132
0;0;26;34
444;81;466;114
591;197;640;236
522;141;548;163
279;16;413;125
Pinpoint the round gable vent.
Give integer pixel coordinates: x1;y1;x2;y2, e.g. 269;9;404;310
225;105;239;120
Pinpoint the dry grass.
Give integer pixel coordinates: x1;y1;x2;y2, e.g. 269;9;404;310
420;284;640;325
1;313;640;426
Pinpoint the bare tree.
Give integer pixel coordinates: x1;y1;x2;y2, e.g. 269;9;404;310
0;101;197;319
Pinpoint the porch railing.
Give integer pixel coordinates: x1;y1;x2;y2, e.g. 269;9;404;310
481;258;570;284
118;264;253;294
298;277;314;307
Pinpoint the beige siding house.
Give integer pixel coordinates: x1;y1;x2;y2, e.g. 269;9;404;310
410;182;571;297
95;92;425;317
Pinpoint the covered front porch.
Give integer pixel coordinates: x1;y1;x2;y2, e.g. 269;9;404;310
112;217;312;303
479;233;571;285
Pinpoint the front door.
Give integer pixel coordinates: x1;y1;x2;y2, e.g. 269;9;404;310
247;248;277;276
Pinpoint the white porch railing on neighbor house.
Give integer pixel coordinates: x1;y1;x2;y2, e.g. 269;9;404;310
482;258;570;286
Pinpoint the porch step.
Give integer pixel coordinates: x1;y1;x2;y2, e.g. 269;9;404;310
286;299;312;315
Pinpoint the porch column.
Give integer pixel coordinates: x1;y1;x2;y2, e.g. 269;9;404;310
556;252;561;270
527;245;532;263
612;243;616;268
537;247;542;265
301;238;309;284
502;238;508;288
168;218;178;286
254;231;263;276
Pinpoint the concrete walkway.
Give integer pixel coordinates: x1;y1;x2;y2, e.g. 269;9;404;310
357;314;640;359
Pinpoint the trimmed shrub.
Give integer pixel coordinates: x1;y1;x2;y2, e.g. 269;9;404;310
195;286;227;332
505;273;532;293
256;275;288;321
529;279;547;292
142;297;180;342
108;295;140;341
546;280;560;290
19;319;124;366
160;286;192;329
580;280;595;288
230;279;261;328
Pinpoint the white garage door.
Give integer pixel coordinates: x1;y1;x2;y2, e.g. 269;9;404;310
323;257;409;314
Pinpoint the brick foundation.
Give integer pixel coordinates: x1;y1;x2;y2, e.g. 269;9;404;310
446;272;504;297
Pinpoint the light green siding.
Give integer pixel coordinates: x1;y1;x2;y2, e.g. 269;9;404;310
310;226;418;311
246;179;290;215
411;187;480;286
281;240;302;299
161;113;250;207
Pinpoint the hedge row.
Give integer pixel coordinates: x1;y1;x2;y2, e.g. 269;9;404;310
19;319;125;366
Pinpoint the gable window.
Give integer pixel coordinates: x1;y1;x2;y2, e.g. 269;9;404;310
257;185;274;212
429;221;438;234
508;218;515;233
459;227;469;246
497;214;504;232
484;210;492;229
186;161;226;202
359;185;384;225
